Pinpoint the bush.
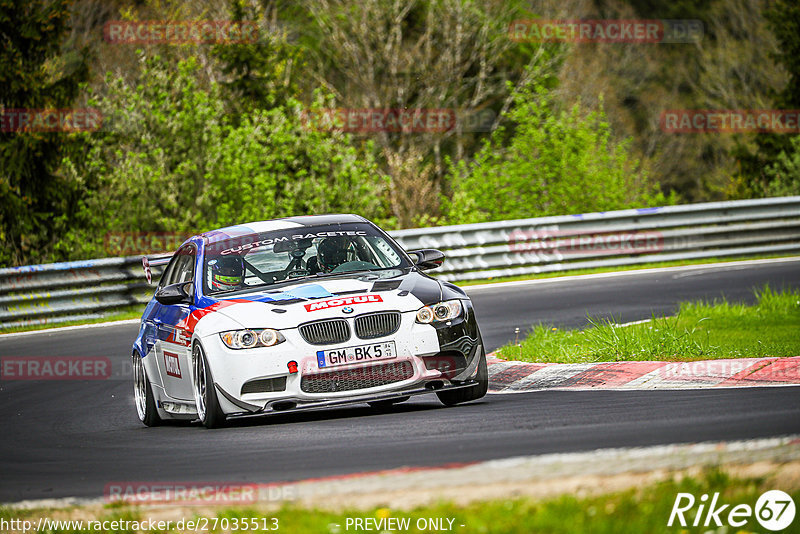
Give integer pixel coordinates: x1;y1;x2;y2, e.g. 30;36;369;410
59;54;390;260
760;134;800;196
445;82;672;224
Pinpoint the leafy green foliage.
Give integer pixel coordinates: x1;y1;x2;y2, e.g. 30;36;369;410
212;0;303;115
0;0;90;266
761;134;800;196
445;82;671;224
59;55;390;260
765;0;800;113
736;0;800;192
3;0;797;267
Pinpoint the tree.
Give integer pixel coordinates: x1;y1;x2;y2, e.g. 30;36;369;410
212;0;303;116
446;80;670;224
60;54;390;259
761;134;800;196
734;0;800;192
301;0;563;227
0;0;90;266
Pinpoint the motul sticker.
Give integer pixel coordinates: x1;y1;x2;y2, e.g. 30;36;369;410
164;351;182;378
304;294;383;312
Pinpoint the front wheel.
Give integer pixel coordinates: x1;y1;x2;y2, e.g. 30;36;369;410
436;345;488;407
192;343;226;428
133;352;162;427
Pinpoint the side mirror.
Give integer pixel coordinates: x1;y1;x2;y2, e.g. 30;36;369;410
409;249;445;271
155;282;193;306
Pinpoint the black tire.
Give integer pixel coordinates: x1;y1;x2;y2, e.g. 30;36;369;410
436;345;488;407
368;396;410;409
133;353;162;427
192;343;227;428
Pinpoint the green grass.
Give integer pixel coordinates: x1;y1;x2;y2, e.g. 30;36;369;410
2;468;797;533
499;286;800;363
454;254;797;287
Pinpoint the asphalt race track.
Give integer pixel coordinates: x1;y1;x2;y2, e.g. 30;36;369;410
1;258;799;502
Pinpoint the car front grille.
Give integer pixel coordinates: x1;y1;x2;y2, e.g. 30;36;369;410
240;376;287;395
354;311;401;340
299;319;350;345
300;361;414;394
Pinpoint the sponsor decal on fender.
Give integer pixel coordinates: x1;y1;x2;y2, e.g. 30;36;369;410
305;294;383;312
163;351;182;378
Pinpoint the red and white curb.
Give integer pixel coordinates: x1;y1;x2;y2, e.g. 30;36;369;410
487;356;800;392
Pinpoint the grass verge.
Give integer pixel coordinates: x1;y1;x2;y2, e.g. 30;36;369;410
1;468;796;533
499;286;800;363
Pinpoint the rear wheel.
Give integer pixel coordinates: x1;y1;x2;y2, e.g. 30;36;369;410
192;343;226;428
368;396;410;409
436;345;488;407
133;353;162;427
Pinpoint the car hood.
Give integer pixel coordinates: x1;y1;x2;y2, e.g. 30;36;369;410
203;269;460;329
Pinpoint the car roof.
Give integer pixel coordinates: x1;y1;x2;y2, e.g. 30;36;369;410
198;214;369;244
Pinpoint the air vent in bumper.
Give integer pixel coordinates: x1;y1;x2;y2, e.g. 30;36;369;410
240;376;287;395
421;352;468;379
300;361;414;393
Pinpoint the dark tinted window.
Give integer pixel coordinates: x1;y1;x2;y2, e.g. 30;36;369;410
204;223;409;295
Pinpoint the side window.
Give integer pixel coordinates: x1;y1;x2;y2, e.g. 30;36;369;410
173;247;196;285
161;246;196;287
158;257;180;289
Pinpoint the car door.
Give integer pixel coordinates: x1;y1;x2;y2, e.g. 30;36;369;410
154;244;196;401
140;252;180;386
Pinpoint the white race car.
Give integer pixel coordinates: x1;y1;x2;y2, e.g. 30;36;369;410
133;215;488;428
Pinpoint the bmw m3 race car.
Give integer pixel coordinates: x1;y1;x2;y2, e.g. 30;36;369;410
132;215;488;428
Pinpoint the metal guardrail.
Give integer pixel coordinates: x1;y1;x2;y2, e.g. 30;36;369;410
0;257;166;329
1;196;799;329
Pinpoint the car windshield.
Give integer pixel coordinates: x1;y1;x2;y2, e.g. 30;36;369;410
203;222;410;295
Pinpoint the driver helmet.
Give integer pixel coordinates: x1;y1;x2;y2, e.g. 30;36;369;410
209;255;244;291
317;236;350;273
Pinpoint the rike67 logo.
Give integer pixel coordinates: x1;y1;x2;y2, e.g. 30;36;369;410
669;490;796;531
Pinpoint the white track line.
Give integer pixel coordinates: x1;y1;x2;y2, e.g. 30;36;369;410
0;318;140;339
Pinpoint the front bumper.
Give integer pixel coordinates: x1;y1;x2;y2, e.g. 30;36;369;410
197;301;483;416
217;379;482;419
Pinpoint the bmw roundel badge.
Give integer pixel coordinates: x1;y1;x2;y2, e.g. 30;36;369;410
342;306;354;314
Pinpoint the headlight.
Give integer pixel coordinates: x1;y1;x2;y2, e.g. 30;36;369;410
220;329;285;349
416;300;462;324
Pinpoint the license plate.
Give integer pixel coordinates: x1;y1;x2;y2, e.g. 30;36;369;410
316;341;397;369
